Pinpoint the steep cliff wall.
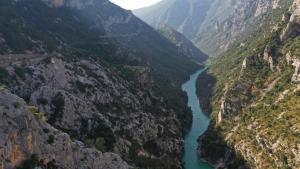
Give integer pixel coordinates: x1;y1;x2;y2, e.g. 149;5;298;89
198;0;300;168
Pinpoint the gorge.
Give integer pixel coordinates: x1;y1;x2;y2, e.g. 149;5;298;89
1;0;300;169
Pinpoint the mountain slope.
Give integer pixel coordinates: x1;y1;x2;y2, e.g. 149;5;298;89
158;24;208;62
134;0;210;40
0;0;203;168
197;0;300;168
134;0;290;56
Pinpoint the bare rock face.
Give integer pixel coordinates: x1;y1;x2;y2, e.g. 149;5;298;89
255;0;281;16
263;45;276;72
0;89;130;169
218;96;242;123
286;52;300;82
0;52;185;169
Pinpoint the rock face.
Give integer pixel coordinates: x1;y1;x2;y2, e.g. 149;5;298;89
0;53;186;169
255;0;281;16
217;96;242;124
0;89;130;169
263;45;277;72
286;52;300;82
197;1;300;168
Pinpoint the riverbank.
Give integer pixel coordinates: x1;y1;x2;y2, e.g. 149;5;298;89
196;69;215;114
195;69;250;169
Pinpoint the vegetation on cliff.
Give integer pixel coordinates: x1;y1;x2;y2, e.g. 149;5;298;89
198;0;300;168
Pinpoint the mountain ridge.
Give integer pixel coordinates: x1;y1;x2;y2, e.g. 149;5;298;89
134;0;291;56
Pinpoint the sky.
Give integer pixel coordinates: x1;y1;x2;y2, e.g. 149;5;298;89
109;0;162;10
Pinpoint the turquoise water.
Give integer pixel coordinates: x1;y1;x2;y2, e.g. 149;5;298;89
182;68;214;169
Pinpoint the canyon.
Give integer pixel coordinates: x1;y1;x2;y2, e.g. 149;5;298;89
1;0;300;169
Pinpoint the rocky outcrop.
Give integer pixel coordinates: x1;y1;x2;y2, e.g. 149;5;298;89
0;89;129;169
217;96;242;123
263;45;277;72
286;52;300;82
281;0;300;41
255;0;280;17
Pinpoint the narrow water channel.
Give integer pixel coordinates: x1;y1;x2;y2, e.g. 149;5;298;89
182;68;213;169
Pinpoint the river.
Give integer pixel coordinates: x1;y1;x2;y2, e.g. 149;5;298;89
182;68;213;169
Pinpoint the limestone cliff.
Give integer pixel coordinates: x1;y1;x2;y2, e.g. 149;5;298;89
0;89;129;169
198;0;300;168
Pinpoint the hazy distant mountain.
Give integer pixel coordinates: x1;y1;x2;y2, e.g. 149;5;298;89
134;0;210;40
134;0;288;56
158;24;208;62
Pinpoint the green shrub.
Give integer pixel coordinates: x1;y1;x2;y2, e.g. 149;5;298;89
143;140;160;156
51;93;64;113
0;84;4;91
14;66;26;80
16;154;40;169
85;137;107;151
37;97;48;105
16;154;58;169
0;67;8;82
81;119;116;152
129;142;166;169
28;106;46;120
47;135;55;144
85;138;94;146
95;137;106;151
295;91;300;97
48;93;65;124
74;80;92;93
13;102;21;108
43;128;49;133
